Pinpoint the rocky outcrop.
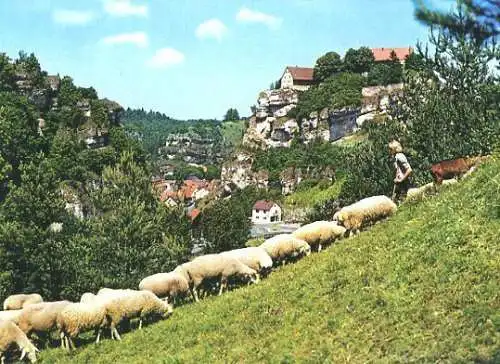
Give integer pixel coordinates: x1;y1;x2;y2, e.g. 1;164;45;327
243;89;301;149
159;132;224;165
244;88;334;149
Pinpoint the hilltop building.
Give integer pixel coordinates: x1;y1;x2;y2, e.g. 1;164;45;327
371;47;413;63
280;66;315;91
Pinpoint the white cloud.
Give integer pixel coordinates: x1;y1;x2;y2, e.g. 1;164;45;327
101;32;149;47
147;48;185;69
195;19;228;41
103;0;148;17
236;7;282;29
52;9;94;25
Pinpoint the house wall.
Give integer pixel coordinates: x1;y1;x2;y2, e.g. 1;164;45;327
251;204;282;224
281;70;294;89
291;84;311;91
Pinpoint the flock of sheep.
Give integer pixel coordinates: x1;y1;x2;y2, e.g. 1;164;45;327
0;195;398;363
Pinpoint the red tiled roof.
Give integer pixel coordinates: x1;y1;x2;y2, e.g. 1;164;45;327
371;47;413;62
285;66;314;81
160;190;177;202
253;200;277;212
188;208;201;221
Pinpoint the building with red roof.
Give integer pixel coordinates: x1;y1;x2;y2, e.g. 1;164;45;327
251;200;282;225
280;66;315;91
187;208;201;222
371;47;413;63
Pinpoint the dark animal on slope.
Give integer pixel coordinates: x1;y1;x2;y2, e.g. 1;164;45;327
430;156;487;184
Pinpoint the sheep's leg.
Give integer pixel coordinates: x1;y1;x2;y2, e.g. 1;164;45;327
70;336;76;351
59;332;65;349
1;352;4;364
95;328;102;344
218;278;225;296
191;286;199;302
318;244;322;253
112;326;122;341
139;318;143;330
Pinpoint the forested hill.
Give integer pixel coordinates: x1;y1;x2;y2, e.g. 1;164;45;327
0;51;192;303
122;108;246;167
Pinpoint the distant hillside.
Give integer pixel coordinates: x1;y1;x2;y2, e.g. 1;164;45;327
41;155;499;363
122;108;245;172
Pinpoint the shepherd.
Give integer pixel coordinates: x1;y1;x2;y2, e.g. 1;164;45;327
389;140;413;203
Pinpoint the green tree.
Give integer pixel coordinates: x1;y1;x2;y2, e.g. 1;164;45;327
0;53;16;92
343;47;375;74
91;99;110;135
224;108;240;121
15;51;46;90
404;51;427;73
58;76;80;107
0;92;44;190
414;0;499;41
199;197;250;254
313;52;343;82
367;52;403;86
0;156;81;299
294;72;364;121
88;151;191;289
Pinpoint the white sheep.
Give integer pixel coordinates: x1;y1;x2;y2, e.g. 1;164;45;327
407;182;435;201
0;320;38;364
139;272;190;305
102;290;173;341
219;247;273;278
56;300;108;351
179;255;258;302
292;221;346;252
17;301;72;343
3;294;43;311
0;310;23;325
260;234;311;266
333;195;397;234
80;293;98;304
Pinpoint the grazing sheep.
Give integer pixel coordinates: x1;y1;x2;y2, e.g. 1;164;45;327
292;221;346;252
333;195;397;234
80;293;98;304
407;182;435;201
103;290;173;341
219;247;273;278
139;272;190;305
3;294;43;311
0;310;23;325
17;301;72;343
56;301;108;351
260;234;311;266
0;320;38;364
180;255;258;302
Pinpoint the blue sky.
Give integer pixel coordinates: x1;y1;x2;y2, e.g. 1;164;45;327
0;1;449;120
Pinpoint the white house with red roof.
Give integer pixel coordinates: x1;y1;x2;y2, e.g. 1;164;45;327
280;66;315;91
251;200;282;225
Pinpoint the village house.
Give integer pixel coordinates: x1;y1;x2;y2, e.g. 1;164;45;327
280;66;315;91
371;47;413;63
251;200;282;225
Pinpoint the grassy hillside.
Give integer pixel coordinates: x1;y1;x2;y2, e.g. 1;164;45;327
221;120;246;148
41;156;500;363
284;178;345;209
